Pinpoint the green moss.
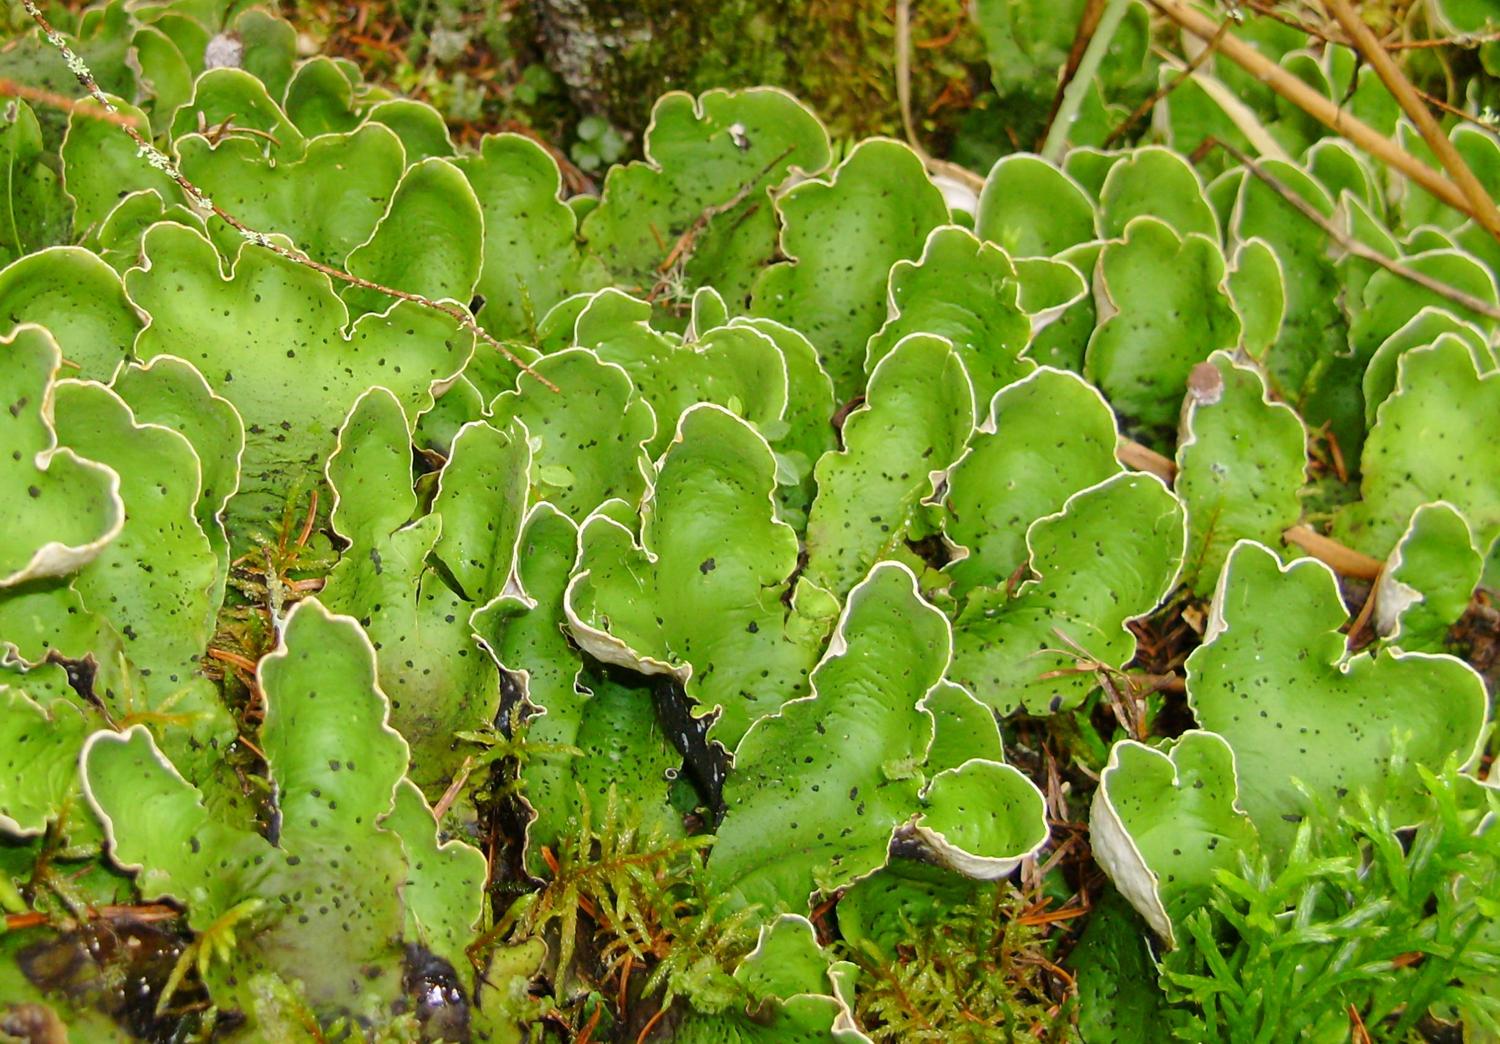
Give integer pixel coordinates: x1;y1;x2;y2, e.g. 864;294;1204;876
524;0;985;147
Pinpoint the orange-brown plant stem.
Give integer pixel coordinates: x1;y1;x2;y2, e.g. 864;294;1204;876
1284;525;1382;580
1150;0;1490;232
0;77;140;126
1103;14;1231;147
1039;0;1107;151
1112;440;1384;581
1214;137;1500;321
1323;0;1500;242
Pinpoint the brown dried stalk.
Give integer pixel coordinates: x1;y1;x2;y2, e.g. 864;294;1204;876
1214;138;1500;322
1113;436;1384;582
1285;525;1382;580
1038;0;1108;151
0;76;140;126
1323;0;1500;242
1103;13;1231;147
1150;0;1490;232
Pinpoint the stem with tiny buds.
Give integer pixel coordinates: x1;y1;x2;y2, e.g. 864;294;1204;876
20;0;554;390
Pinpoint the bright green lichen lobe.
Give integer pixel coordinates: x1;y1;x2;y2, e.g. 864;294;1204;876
1187;542;1487;847
3;9;1500;1035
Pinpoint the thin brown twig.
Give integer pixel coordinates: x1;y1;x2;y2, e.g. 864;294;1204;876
206;647;258;673
1415;85;1500;139
1320;420;1349;485
5;902;182;932
20;1;556;392
1151;0;1489;227
432;755;474;821
1386;29;1500;48
1239;0;1339;44
1112;421;1384;580
1213;137;1500;320
575;1004;603;1044
617;952;634;1016
1104;14;1231;147
1323;0;1500;242
894;0;920;153
89;903;181;923
1345;573;1383;650
0;77;140;126
1039;0;1108;152
1116;439;1177;481
1284;524;1383;580
646;145;794;304
294;489;318;548
635;1005;669;1044
1349;1003;1373;1044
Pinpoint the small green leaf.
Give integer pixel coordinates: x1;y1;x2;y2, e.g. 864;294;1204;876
472;505;595;872
566;405;834;748
252;598;412;1014
1174;352;1305;595
804;334;973;598
322;391;526;784
84;724;277;934
0;246;141;380
675;915;864;1042
1228;160;1345;430
710;563;1048;915
1090;731;1258;944
574;289;789;456
1361;308;1491;429
1067;887;1175;1042
941;367;1122;597
949;473;1185;715
1372;502;1483;653
975;154;1096;259
61;96;179;235
52;378;219;700
0;685;93;837
921;681;1003;774
1098;146;1217;240
126;222;471;534
725;316;836;525
366;98;456;161
283;55;359;136
1186;541;1488;849
91;189;206;272
344;158;484;315
863;225;1033;410
1348;249;1497;365
179;122;404;267
584;88;831;317
1226;237;1285;360
168;67;306;159
1335;337;1500;559
1084;216;1241;430
706;562;947;912
0;99;69;262
1021;243;1099;371
112;355;245;604
752;139;948;401
0;326;121;587
490;348;654;519
911;759;1048;879
385;778;486;975
456;134;609;340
